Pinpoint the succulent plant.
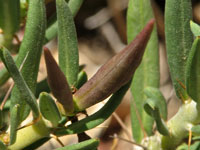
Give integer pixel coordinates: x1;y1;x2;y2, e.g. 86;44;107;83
0;0;200;149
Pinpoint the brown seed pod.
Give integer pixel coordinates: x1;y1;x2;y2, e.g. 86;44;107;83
44;47;74;114
73;19;155;111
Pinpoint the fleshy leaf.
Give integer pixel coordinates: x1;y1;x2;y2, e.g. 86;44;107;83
10;0;46;122
0;67;10;86
0;0;20;47
144;87;167;120
74;19;155;111
192;125;200;135
68;0;84;17
190;20;200;37
56;0;79;86
144;98;169;136
75;71;88;89
55;139;99;150
186;37;200;102
0;47;39;119
165;0;193;99
177;142;200;150
44;0;83;43
127;0;159;142
35;78;50;98
39;92;62;127
0;0;84;86
10;104;20;145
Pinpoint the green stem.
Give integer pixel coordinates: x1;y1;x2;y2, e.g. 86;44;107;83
8;118;50;150
161;100;200;149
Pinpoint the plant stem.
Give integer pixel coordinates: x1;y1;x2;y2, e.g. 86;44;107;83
8;118;50;150
161;100;200;149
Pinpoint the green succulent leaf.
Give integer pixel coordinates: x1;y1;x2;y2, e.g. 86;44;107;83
193;136;200;141
144;87;167;120
10;104;20;145
186;37;200;102
39;92;61;127
10;0;46;122
75;71;88;89
0;67;10;86
44;22;58;44
144;98;169;136
190;20;200;37
35;78;50;98
21;137;51;150
177;142;200;150
44;0;83;43
165;0;193;99
192;125;200;135
55;139;99;150
56;0;79;86
127;0;159;142
0;56;17;86
68;0;84;17
0;47;39;119
0;0;20;47
55;82;130;136
0;0;84;85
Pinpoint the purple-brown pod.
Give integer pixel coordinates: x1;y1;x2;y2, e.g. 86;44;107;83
44;47;74;114
73;19;155;111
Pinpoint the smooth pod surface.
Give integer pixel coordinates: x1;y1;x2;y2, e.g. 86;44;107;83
44;48;74;114
73;19;155;111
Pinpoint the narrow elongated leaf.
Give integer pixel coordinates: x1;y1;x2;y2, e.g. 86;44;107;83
44;0;83;43
0;0;84;85
35;78;50;98
44;48;74;114
44;22;58;44
144;98;169;136
39;92;61;127
127;0;159;142
74;20;154;111
10;104;20;145
55;82;130;136
0;67;9;86
186;37;200;102
0;0;20;47
22;137;51;150
0;56;17;86
191;125;200;135
75;71;88;89
190;21;200;37
144;87;167;120
0;47;39;118
10;0;46;122
56;139;99;150
193;136;200;141
56;0;79;86
68;0;84;17
177;142;200;150
165;0;193;99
